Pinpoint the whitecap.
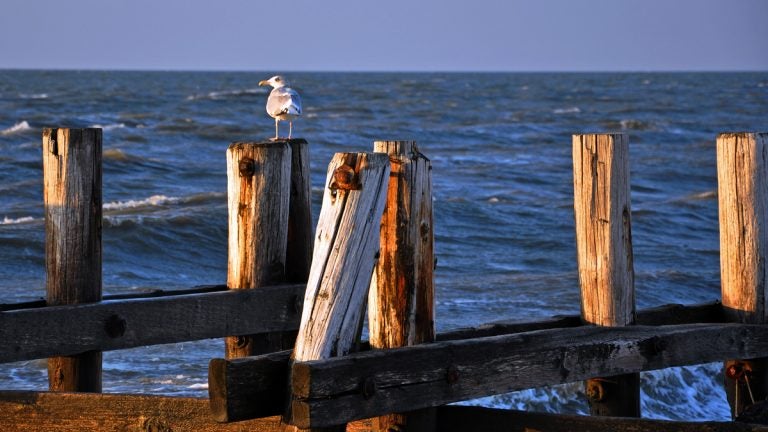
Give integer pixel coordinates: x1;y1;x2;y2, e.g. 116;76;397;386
1;216;39;225
103;195;180;211
187;383;208;389
553;107;580;114
186;88;265;101
89;123;126;131
19;93;48;99
1;121;31;135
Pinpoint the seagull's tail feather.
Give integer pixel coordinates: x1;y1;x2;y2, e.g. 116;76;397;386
282;105;301;116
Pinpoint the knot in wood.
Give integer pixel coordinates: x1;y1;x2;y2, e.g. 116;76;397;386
143;417;171;432
104;314;127;338
361;376;377;399
234;336;250;349
585;379;606;402
238;158;256;177
331;164;360;190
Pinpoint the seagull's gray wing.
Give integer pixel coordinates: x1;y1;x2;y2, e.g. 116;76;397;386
267;87;302;117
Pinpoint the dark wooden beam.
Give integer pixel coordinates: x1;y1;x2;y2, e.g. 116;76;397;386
0;391;285;432
435;406;768;432
0;283;304;363
208;301;724;423
290;323;768;428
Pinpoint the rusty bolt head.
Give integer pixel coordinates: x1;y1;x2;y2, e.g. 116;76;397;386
239;158;256;177
333;164;357;190
104;314;127;339
585;380;605;402
234;336;249;349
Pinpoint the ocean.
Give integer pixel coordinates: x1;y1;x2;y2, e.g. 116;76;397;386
1;70;767;420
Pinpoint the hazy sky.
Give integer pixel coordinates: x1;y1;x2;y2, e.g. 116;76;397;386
1;0;766;71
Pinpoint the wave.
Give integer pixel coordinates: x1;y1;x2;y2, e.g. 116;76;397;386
19;93;48;99
103;192;226;213
1;121;32;135
0;216;40;225
89;123;126;131
104;195;180;211
552;107;580;114
186;88;266;101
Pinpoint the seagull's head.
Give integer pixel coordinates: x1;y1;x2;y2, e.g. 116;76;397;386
259;75;288;89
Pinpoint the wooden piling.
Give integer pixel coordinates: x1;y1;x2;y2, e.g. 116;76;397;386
572;133;640;417
43;128;103;392
364;140;435;431
288;152;390;431
225;141;292;359
716;132;768;419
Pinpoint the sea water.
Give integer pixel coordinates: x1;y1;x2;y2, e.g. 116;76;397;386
1;70;767;420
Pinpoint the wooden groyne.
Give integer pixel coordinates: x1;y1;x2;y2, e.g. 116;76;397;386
2;130;768;431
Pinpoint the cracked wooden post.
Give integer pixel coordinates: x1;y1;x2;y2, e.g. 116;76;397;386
572;133;640;417
288;152;390;432
359;140;435;432
717;132;768;420
43;128;103;392
225;141;292;359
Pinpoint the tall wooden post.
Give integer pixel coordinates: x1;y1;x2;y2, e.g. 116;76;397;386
717;132;768;419
572;133;640;417
43;128;103;392
286;139;313;284
289;152;390;431
362;140;435;431
225;141;292;359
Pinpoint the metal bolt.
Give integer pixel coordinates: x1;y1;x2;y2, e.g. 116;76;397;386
239;158;256;177
585;380;605;402
104;314;127;339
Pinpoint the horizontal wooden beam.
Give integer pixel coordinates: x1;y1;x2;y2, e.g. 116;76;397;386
0;283;304;363
290;323;768;428
208;301;723;423
435;406;768;432
0;391;284;432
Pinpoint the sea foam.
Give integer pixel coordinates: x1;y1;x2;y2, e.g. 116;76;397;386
1;121;31;135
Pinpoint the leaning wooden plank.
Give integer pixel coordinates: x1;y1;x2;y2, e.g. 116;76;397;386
290;323;768;428
288;152;390;431
435;406;768;432
0;283;304;363
0;391;283;432
207;301;724;422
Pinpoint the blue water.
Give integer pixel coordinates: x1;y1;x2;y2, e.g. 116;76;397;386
1;71;767;420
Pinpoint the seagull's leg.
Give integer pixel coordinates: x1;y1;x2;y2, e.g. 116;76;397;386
274;118;279;140
288;121;293;139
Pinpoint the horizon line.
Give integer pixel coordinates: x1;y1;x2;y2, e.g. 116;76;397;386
1;67;766;74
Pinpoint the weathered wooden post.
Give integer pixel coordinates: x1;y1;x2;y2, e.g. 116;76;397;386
286;139;313;284
43;128;103;392
363;140;435;431
225;141;292;359
289;152;390;431
572;133;640;417
716;132;768;419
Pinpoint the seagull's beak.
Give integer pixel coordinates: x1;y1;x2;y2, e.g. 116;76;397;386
258;80;269;87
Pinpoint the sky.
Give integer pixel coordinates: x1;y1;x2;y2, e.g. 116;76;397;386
1;0;766;72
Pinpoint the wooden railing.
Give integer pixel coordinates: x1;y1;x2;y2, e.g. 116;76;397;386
2;130;768;431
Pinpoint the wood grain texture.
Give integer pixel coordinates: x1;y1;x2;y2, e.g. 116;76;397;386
0;283;304;363
717;133;768;324
572;133;635;326
42;127;103;392
364;140;434;431
226;141;292;359
292;323;768;428
286;138;313;283
573;133;639;417
288;152;389;431
207;301;723;423
0;391;285;432
716;132;768;419
293;152;390;362
435;405;768;432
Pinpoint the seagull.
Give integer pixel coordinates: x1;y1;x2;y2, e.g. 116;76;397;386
258;75;302;140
